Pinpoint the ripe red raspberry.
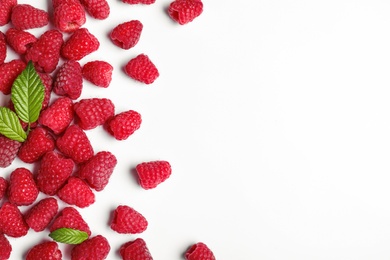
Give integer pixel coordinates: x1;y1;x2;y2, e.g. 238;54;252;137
0;202;29;237
17;127;55;163
0;59;26;95
57;177;95;208
26;241;62;260
0;133;22;168
25;197;59;232
39;97;74;135
11;4;49;30
135;160;172;189
110;205;148;234
36;151;75;195
8;167;39;206
53;60;83;99
110;20;143;50
61;28;100;60
80;0;110;19
122;0;155;4
168;0;203;25
71;235;110;260
124;54;159;84
82;60;113;88
37;72;53;110
74;98;115;130
56;124;94;164
5;28;37;55
77;151;117;191
0;177;8;200
53;0;86;32
120;238;153;260
0;233;12;260
104;110;141;140
185;242;216;260
0;0;17;26
50;207;91;236
0;32;5;65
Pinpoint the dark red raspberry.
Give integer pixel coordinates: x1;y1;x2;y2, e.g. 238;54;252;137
0;202;29;237
37;72;53;110
104;110;141;140
0;233;12;259
124;54;159;84
185;242;216;260
0;0;17;26
135;160;172;189
18;127;55;163
0;177;8;200
26;241;62;260
110;205;148;234
57;177;95;208
8;167;39;206
0;133;22;168
71;235;110;260
80;0;110;19
6;28;37;55
50;207;91;236
25;197;59;232
110;20;143;50
53;60;83;99
82;60;113;88
53;0;86;32
0;32;5;65
0;59;26;95
120;238;153;260
122;0;155;4
74;98;115;130
11;4;49;30
61;28;100;60
39;97;74;135
168;0;203;25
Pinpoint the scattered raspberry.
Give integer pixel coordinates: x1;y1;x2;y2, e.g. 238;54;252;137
0;202;29;237
56;124;94;164
39;97;74;135
122;0;155;4
0;177;8;200
110;205;148;234
5;28;37;55
61;28;100;60
110;20;143;50
124;54;159;84
26;241;62;260
82;60;113;88
104;110;141;140
17;127;55;163
168;0;203;25
37;72;53;110
0;0;17;26
80;0;110;19
135;160;172;189
8;167;39;206
185;242;216;260
0;133;22;168
77;151;117;191
25;197;59;232
71;235;110;260
11;4;49;30
74;98;115;130
0;233;12;260
57;177;95;208
53;0;86;32
50;207;91;236
53;60;83;99
120;238;153;260
0;59;26;95
0;32;5;65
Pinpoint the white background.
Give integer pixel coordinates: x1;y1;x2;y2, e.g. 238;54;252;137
2;0;390;259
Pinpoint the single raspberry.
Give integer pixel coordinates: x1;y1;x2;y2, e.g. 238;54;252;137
39;97;74;135
0;134;22;168
53;60;83;99
124;54;159;84
0;177;8;200
77;151;117;191
0;0;17;26
25;197;59;232
57;177;95;208
122;0;155;4
110;205;148;234
56;124;94;164
11;4;49;30
6;28;37;55
8;167;39;206
0;233;12;260
135;160;172;189
74;98;115;130
0;202;29;237
37;72;53;110
36;151;75;195
120;238;153;260
104;110;141;140
168;0;203;25
50;206;91;236
61;28;99;60
17;127;55;163
185;242;216;260
82;60;113;88
53;0;86;32
71;235;110;260
80;0;110;19
0;59;26;95
0;32;5;65
26;241;62;260
110;20;143;50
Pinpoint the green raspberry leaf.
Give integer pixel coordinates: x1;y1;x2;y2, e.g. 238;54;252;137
0;107;27;142
49;228;89;244
11;61;45;124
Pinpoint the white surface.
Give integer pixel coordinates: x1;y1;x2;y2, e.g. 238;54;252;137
2;0;390;259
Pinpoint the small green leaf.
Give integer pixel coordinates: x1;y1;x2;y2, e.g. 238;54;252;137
0;107;27;142
49;228;89;244
11;61;45;124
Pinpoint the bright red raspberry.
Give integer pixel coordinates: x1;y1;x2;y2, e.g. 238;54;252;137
57;177;95;208
50;206;91;236
0;0;17;26
82;60;113;88
0;59;26;95
0;177;8;200
39;97;74;135
110;205;148;234
0;32;5;65
61;28;99;60
53;0;86;32
120;238;153;260
77;151;117;191
0;134;22;168
0;202;29;237
135;160;172;189
18;127;55;163
110;20;143;50
168;0;203;25
8;167;39;206
25;197;59;232
37;72;53;110
122;0;155;4
71;235;110;260
5;28;37;55
80;0;110;19
124;54;159;84
53;60;83;99
0;233;12;260
26;241;62;260
74;98;115;130
36;151;75;195
185;242;216;260
104;110;141;140
11;4;49;30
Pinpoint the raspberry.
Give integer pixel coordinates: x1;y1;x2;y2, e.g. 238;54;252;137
122;0;155;4
56;124;94;164
26;241;62;260
11;4;49;30
37;72;53;110
61;28;100;60
53;60;83;99
53;0;86;32
0;59;26;95
104;110;141;140
5;28;37;55
0;233;12;260
0;202;29;237
36;151;75;195
80;0;110;19
77;151;117;191
74;98;115;130
71;235;110;260
0;0;17;26
25;197;59;232
39;97;74;135
0;32;5;65
8;167;39;206
120;238;153;260
50;207;91;236
17;127;55;163
135;160;172;189
82;60;113;88
57;177;95;208
0;177;8;200
0;133;22;168
185;242;216;260
110;20;143;50
124;54;159;84
110;205;148;234
168;0;203;25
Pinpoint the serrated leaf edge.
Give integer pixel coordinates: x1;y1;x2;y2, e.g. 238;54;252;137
0;107;26;142
49;228;89;245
